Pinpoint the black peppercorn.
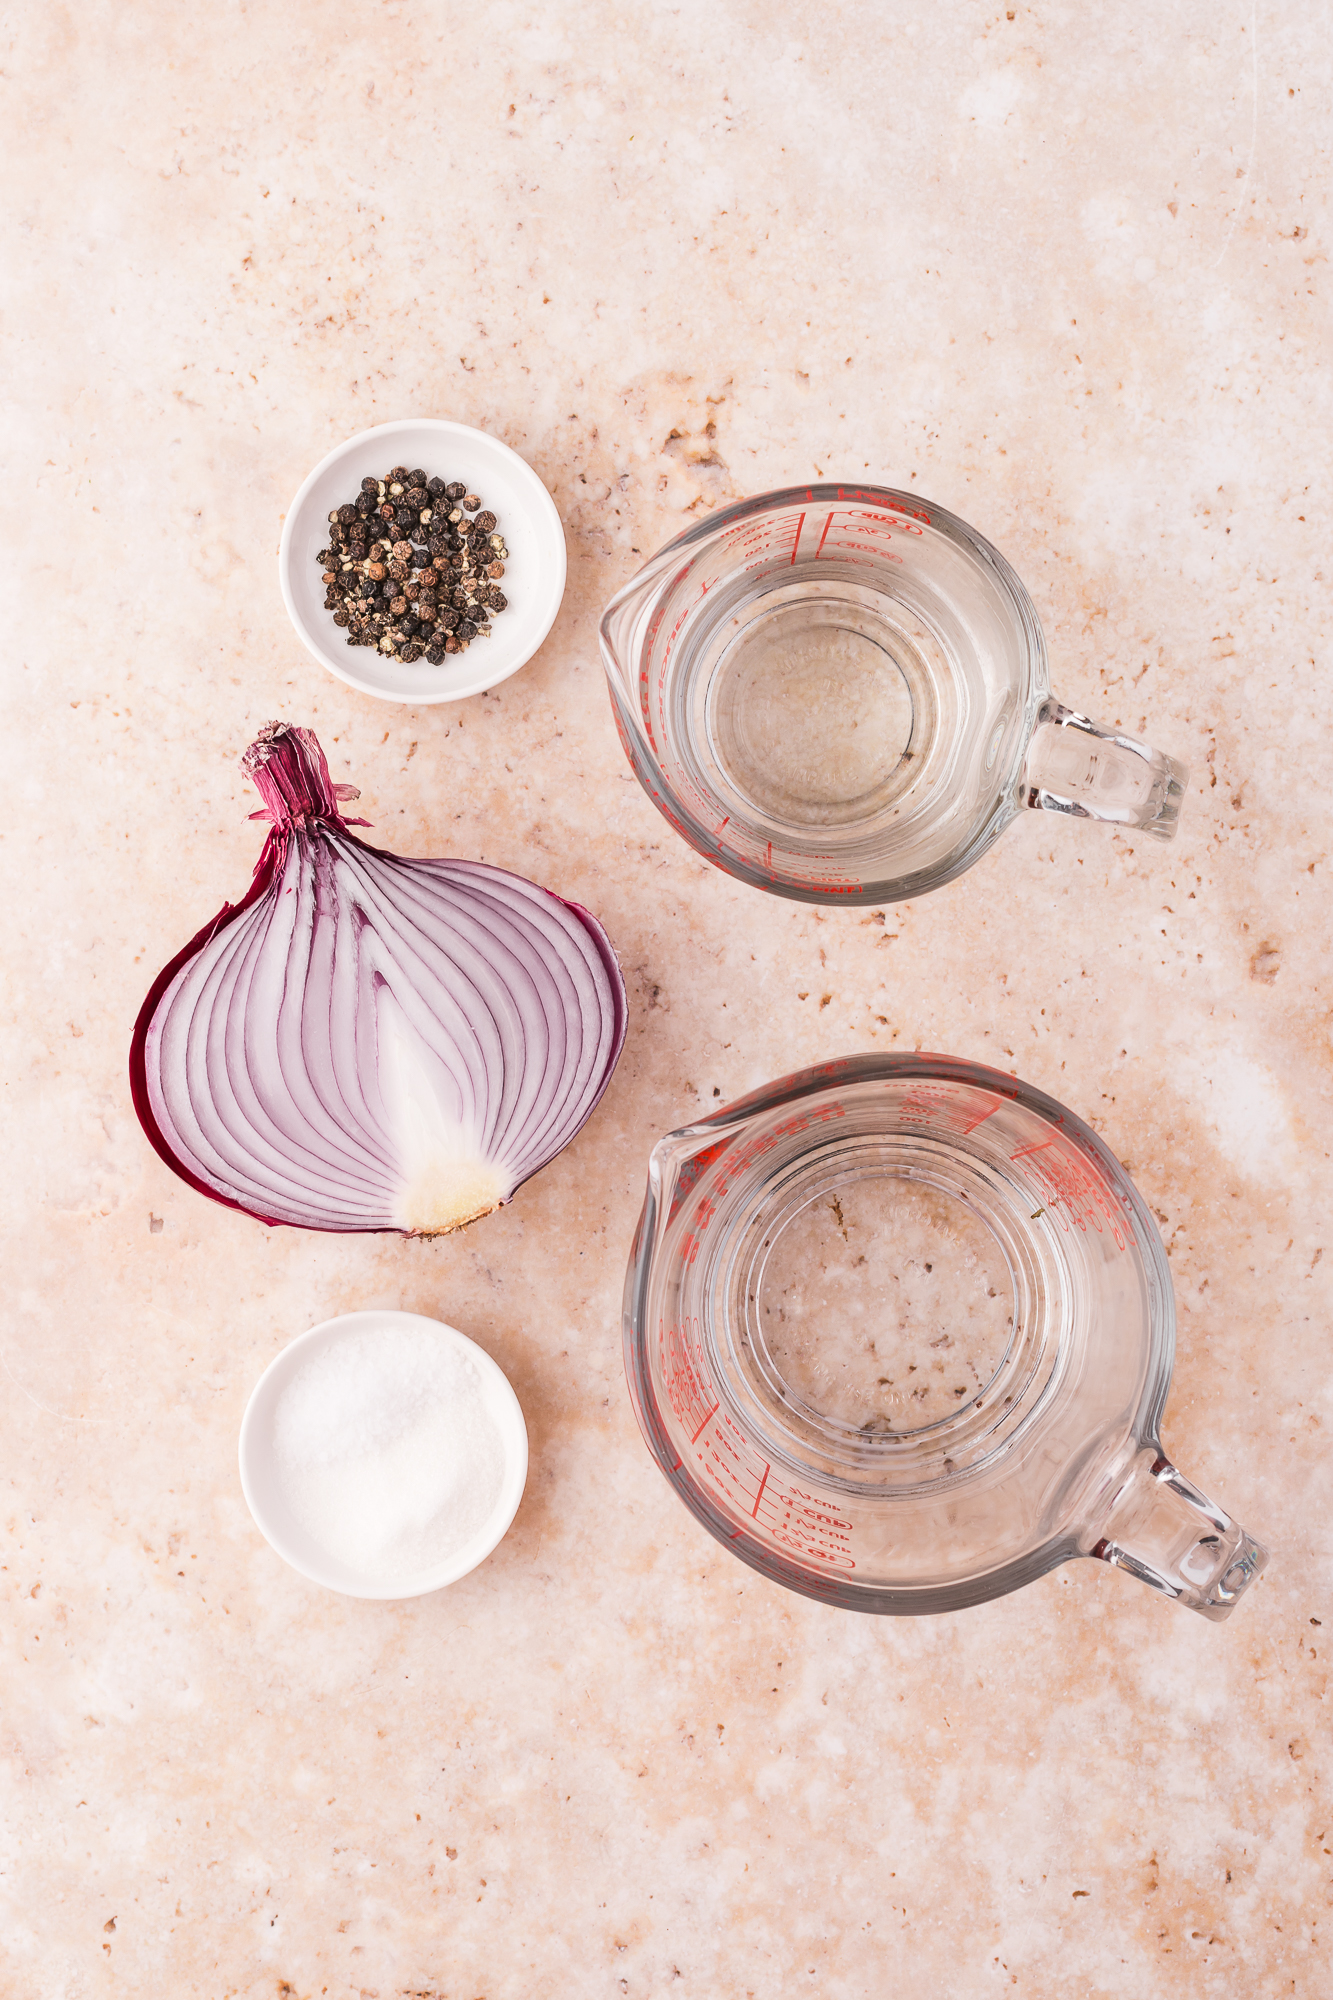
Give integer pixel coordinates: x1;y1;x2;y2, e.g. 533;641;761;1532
316;467;509;662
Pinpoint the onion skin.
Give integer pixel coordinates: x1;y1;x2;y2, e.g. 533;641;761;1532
129;724;627;1234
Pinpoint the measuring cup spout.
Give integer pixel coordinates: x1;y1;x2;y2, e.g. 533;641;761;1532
599;560;668;704
1023;699;1189;840
1081;1443;1269;1620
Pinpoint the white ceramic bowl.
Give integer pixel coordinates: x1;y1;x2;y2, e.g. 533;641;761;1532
278;419;567;703
239;1309;529;1599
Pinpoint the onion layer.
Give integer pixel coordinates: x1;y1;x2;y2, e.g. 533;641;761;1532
130;724;627;1234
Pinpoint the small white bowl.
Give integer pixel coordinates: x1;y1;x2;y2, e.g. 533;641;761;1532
239;1309;529;1599
278;418;567;704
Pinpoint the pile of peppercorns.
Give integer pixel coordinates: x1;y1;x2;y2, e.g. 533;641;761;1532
317;466;509;664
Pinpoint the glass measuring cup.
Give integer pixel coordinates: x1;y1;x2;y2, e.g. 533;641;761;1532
600;485;1189;905
624;1054;1268;1620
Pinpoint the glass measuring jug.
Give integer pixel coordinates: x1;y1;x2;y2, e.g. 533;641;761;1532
624;1054;1268;1620
600;484;1189;905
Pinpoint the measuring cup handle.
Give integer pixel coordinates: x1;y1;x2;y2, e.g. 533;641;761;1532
1083;1446;1269;1621
1022;699;1188;840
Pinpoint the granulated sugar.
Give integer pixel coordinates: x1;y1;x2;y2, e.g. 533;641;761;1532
273;1324;505;1580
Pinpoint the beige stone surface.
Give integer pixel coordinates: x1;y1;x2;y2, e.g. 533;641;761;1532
2;3;1330;1995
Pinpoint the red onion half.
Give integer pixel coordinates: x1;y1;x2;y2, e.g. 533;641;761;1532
130;723;627;1234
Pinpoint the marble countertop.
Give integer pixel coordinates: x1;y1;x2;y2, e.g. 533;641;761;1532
4;5;1329;1995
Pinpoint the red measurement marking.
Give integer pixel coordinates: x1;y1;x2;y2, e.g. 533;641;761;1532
835;487;931;523
689;1399;720;1445
789;510;806;564
962;1101;1000;1134
823;538;905;558
1021;1141;1139;1253
751;1463;771;1518
813;507;919;564
662;1316;720;1430
1010;1139;1056;1162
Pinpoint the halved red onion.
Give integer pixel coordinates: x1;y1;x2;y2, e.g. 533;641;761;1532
130;723;627;1234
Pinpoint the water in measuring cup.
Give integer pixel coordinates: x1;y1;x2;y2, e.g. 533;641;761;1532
708;601;915;826
695;576;964;848
754;1176;1015;1434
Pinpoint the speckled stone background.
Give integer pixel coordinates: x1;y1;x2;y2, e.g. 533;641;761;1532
2;3;1330;1996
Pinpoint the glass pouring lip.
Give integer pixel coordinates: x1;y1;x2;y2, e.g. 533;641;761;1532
599;479;1048;670
649;1050;1147;1207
